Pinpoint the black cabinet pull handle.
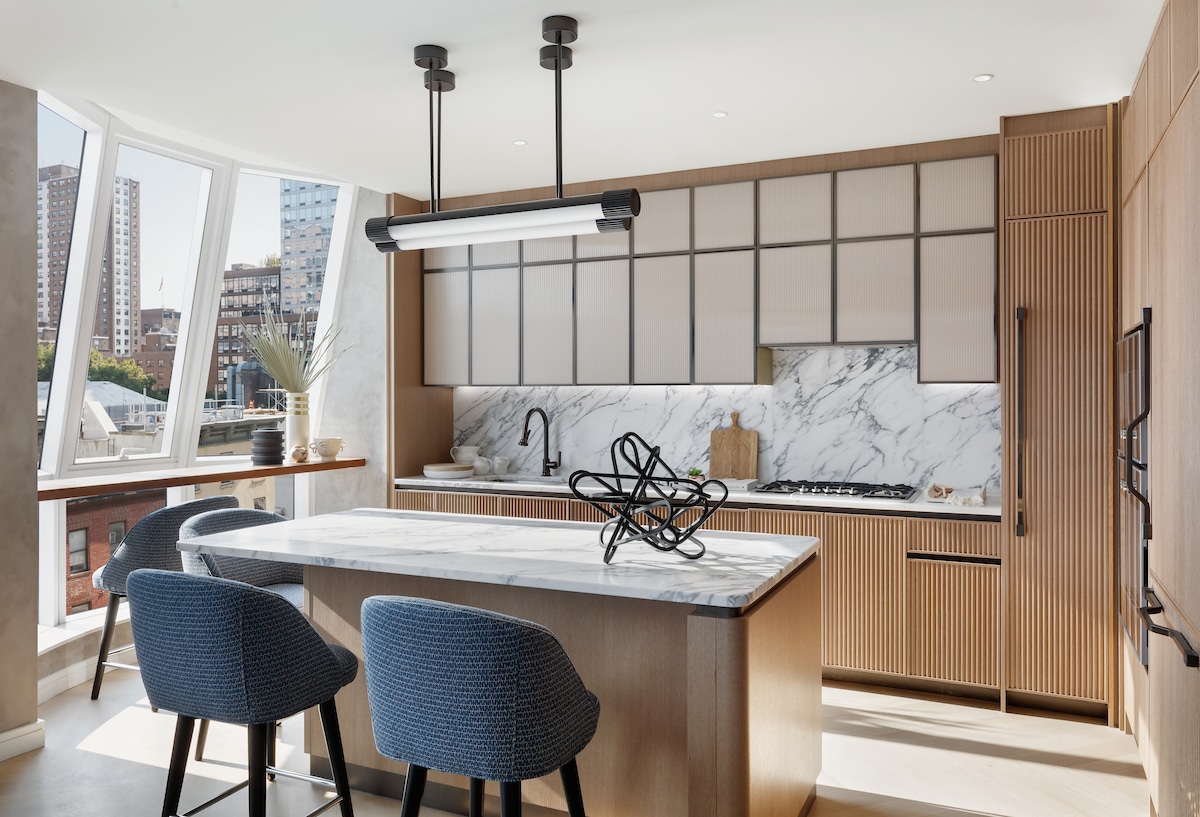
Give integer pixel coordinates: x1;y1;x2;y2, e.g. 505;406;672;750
1139;588;1199;668
1120;308;1152;538
1015;307;1026;537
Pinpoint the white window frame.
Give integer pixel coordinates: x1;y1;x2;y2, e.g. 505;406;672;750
35;93;359;625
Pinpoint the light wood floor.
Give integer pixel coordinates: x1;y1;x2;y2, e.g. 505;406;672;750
0;672;1147;817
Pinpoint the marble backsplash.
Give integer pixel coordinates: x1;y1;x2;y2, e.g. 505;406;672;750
453;345;1001;490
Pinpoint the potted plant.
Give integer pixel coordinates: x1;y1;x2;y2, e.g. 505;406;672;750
242;308;347;461
686;467;706;482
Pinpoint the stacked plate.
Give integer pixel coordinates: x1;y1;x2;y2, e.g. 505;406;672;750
251;429;285;465
423;462;475;480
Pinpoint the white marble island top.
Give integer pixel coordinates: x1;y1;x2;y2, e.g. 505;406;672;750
178;508;820;610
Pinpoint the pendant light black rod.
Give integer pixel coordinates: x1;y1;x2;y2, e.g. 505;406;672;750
555;35;563;199
428;76;436;213
437;88;443;212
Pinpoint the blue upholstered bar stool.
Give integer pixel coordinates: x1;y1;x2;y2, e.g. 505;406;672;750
180;509;303;607
179;508;304;763
126;569;357;817
90;494;240;700
360;597;600;817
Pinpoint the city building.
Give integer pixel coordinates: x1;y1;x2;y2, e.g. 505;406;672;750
131;330;175;394
279;179;337;314
140;307;180;336
37;164;141;356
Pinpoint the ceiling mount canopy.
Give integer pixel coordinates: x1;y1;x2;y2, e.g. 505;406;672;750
365;15;640;253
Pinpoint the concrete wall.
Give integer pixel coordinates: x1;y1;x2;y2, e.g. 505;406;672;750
0;79;42;755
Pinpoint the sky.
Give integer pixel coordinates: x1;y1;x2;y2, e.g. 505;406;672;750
37;105;286;314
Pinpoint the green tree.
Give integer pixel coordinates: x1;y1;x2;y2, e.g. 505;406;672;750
37;343;55;381
260;252;282;268
87;350;164;399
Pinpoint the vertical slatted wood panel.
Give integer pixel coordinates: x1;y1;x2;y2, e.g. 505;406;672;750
907;560;1000;687
1148;10;1173;149
908;518;1000;558
1171;0;1200;116
501;495;575;521
1003;129;1107;218
394;490;437;512
1121;174;1150;333
571;500;610;524
1148;604;1200;817
693;181;755;249
435;491;502;516
1002;214;1112;703
1122;71;1149;203
823;515;907;674
671;507;746;532
745;509;825;538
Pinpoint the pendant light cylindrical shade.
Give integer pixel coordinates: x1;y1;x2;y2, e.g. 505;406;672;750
365;189;639;252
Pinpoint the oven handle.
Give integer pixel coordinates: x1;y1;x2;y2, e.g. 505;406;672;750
1015;307;1026;537
1139;588;1199;668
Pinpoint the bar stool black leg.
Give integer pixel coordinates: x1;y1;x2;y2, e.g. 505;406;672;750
266;720;277;781
399;765;427;817
162;715;195;817
559;758;586;817
193;719;210;762
318;699;355;817
500;781;522;817
469;778;484;817
91;593;122;700
248;723;269;817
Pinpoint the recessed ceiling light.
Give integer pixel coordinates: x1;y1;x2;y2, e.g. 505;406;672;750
513;140;527;146
973;73;994;83
712;111;728;118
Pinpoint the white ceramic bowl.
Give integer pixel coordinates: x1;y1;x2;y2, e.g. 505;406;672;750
423;462;476;480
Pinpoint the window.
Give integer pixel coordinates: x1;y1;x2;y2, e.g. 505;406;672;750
68;529;89;574
71;603;91;615
108;520;126;548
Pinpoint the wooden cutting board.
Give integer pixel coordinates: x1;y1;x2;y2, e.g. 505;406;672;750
709;411;758;479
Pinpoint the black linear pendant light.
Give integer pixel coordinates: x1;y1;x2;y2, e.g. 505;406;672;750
365;15;640;253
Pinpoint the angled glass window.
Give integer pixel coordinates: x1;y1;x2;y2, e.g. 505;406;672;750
73;145;211;462
36;104;86;467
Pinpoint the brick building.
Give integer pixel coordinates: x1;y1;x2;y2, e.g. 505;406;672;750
64;490;166;614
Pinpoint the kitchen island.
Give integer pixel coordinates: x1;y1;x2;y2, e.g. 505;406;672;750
179;508;822;817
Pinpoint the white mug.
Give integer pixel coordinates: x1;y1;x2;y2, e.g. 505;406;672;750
451;445;480;463
473;456;492;476
491;456;509;475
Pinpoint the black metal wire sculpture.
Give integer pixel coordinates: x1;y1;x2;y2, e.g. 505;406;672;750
569;432;729;564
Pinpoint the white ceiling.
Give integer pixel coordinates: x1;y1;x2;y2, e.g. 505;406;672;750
0;0;1162;200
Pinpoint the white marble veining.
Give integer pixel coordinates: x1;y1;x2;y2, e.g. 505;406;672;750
393;475;1002;518
178;508;819;609
452;345;1000;490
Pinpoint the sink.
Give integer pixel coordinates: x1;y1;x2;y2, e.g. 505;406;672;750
484;474;568;485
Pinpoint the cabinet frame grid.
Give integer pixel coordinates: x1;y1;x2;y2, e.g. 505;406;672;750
689;186;696;385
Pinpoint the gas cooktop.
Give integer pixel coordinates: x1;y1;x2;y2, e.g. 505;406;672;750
754;480;918;500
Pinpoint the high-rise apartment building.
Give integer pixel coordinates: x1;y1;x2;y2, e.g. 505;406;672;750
37;165;141;356
279;179;337;314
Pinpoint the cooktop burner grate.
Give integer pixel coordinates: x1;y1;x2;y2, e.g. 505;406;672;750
755;480;918;500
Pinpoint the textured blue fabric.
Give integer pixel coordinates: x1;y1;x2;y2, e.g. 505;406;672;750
92;496;240;595
179;508;303;592
126;570;357;725
360;596;600;782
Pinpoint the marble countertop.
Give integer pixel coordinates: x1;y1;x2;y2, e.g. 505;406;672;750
178;508;820;609
393;475;1002;518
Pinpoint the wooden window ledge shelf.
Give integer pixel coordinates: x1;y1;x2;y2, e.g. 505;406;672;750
37;458;367;502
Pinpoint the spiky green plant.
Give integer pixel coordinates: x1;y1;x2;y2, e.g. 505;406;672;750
241;309;348;393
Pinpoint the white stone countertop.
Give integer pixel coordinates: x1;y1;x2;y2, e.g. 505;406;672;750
178;508;820;610
393;475;1002;519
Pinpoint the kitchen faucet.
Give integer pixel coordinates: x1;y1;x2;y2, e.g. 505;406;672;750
518;407;560;477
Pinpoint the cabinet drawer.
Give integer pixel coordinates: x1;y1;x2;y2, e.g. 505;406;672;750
908;518;1000;558
906;559;1000;687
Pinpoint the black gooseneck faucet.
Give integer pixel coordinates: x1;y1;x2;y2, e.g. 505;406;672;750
518;407;560;477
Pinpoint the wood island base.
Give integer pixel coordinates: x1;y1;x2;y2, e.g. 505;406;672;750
302;554;822;817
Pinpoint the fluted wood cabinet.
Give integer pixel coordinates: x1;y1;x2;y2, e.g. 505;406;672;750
1000;107;1116;715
